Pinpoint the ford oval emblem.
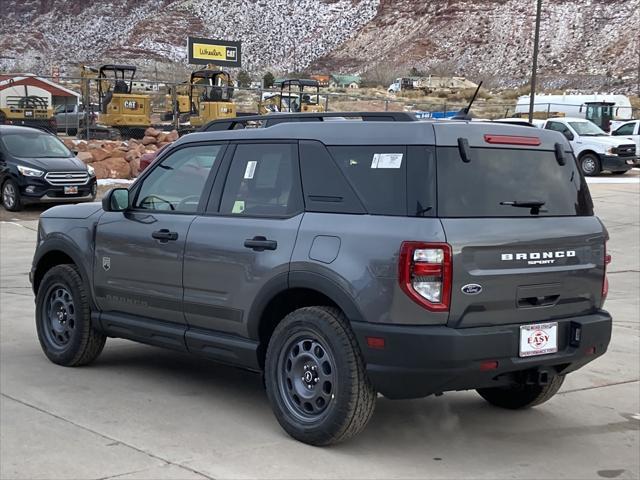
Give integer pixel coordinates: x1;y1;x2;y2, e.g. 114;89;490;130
461;284;482;295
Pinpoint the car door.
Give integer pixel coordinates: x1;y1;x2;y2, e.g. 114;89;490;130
612;121;640;152
545;121;576;150
183;142;303;340
94;143;226;335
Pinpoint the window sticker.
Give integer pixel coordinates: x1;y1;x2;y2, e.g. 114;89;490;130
244;160;257;179
371;153;403;169
232;200;245;214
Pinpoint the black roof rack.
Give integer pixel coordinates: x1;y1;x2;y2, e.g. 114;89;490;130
199;111;418;132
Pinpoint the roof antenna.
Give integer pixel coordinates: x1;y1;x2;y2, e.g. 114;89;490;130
451;81;483;120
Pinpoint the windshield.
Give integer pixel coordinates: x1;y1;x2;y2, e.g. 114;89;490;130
569;121;606;136
1;131;72;158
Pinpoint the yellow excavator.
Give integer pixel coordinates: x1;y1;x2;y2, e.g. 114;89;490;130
188;68;237;128
164;67;237;132
96;65;152;137
79;64;152;138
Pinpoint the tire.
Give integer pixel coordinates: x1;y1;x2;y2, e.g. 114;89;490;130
477;374;565;409
35;264;106;366
611;170;627;175
2;179;22;211
265;306;376;446
579;153;601;176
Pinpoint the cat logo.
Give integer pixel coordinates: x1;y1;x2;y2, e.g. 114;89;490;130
124;100;138;109
102;256;111;271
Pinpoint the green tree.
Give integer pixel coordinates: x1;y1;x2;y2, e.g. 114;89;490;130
409;67;422;77
263;71;275;88
237;70;252;88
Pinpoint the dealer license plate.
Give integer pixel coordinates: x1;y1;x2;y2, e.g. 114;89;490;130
519;322;558;357
64;186;78;195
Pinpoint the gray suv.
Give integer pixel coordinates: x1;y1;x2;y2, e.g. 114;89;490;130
31;114;612;445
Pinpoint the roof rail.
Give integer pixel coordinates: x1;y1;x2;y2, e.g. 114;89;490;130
199;111;418;132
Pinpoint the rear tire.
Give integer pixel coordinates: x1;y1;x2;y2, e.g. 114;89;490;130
35;264;106;366
264;306;376;446
2;179;22;211
477;374;565;409
579;153;601;176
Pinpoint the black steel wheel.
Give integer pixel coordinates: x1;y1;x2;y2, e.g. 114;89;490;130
35;264;106;366
277;334;336;423
265;306;376;446
42;283;77;348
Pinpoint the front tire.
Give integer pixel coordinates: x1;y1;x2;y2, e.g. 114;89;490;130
265;306;376;446
579;153;601;176
477;374;565;409
2;179;22;211
35;264;106;366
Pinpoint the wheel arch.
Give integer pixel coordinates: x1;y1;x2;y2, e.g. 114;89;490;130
249;271;365;368
33;239;93;306
577;149;600;160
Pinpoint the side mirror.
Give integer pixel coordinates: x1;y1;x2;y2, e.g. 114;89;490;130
563;131;574;141
102;188;129;212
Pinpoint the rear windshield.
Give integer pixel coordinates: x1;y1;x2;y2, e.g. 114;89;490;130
1;131;72;158
436;147;593;217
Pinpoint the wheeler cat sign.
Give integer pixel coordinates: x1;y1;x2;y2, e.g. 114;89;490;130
188;37;241;67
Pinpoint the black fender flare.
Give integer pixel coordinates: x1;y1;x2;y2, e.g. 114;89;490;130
32;236;96;309
245;269;365;340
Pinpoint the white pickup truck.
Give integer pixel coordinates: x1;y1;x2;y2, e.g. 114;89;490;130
542;117;639;176
611;120;640;153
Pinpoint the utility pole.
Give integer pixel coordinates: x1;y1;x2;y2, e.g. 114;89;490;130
528;0;543;124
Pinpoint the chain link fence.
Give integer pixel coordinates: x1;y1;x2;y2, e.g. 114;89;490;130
3;75;639;145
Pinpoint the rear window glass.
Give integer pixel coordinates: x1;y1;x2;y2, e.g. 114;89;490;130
327;146;407;215
436;147;593;217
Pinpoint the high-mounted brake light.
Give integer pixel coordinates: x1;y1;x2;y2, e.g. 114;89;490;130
399;242;452;312
484;134;541;146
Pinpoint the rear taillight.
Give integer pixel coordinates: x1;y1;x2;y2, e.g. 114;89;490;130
602;243;611;305
399;242;452;311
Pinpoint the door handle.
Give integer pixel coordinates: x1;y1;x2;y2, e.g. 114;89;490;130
244;236;277;251
152;229;178;242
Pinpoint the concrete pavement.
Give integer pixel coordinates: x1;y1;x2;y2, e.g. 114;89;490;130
1;182;638;479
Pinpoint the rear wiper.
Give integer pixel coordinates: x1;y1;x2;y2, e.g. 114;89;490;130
500;200;546;214
500;200;546;208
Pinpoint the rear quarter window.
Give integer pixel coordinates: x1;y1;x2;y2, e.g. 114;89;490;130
436;147;593;217
327;146;407;216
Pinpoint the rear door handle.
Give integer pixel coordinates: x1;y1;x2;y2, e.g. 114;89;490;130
244;236;277;251
152;229;178;242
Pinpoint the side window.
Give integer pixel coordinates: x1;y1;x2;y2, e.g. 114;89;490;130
327;145;407;215
219;143;302;217
545;121;564;133
134;144;223;213
613;123;635;136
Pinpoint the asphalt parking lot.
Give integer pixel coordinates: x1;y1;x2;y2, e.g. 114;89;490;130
1;174;639;479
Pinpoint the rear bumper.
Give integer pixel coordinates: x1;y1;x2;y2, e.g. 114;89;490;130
598;154;639;171
351;311;612;399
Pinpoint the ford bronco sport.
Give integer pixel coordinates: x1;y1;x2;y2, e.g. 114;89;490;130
31;113;612;446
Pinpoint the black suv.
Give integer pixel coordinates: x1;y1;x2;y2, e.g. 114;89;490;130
31;114;612;445
0;125;97;211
